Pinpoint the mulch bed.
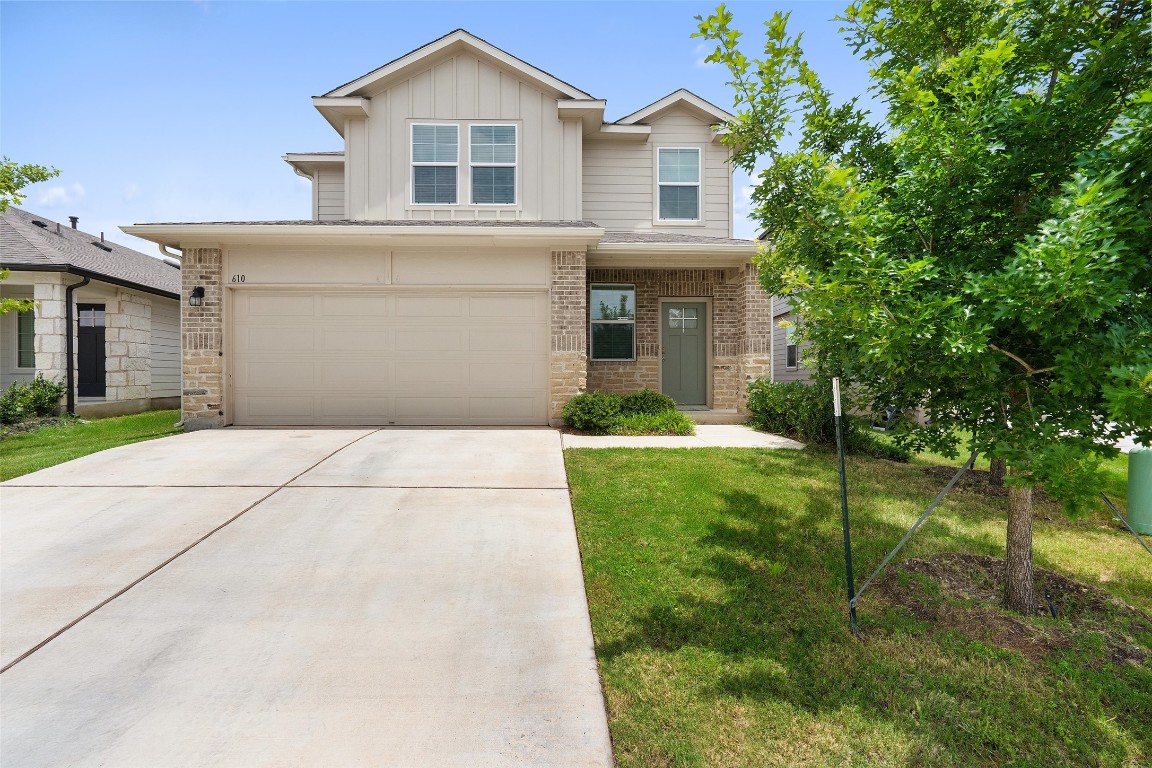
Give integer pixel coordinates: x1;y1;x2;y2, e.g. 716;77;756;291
870;552;1151;666
0;416;78;439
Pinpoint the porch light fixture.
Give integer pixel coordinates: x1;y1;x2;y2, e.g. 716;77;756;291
189;286;205;307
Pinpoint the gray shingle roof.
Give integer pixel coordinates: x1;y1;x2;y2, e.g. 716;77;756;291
599;231;756;247
132;219;601;228
1;207;179;296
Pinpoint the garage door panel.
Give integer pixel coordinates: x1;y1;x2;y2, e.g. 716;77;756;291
232;289;547;426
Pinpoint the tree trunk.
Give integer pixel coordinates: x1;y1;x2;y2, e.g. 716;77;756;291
1004;474;1035;614
989;457;1006;487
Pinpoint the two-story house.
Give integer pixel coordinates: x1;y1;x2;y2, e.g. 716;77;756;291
125;30;774;429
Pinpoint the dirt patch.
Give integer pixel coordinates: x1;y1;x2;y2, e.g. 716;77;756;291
0;416;77;439
870;553;1151;666
920;466;1053;502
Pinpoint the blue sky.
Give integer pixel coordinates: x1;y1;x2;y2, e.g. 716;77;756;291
1;0;873;252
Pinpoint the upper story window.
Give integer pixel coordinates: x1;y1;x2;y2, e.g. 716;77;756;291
412;124;458;204
470;125;517;205
657;147;700;221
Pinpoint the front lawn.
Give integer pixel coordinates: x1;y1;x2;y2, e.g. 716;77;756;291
0;409;181;480
566;447;1150;767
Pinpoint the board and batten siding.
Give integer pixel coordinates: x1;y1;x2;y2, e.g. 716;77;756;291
582;106;732;237
150;298;181;398
351;52;582;221
317;167;345;220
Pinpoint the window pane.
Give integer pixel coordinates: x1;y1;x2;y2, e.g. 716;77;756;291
591;323;634;360
659;185;699;219
787;345;798;368
590;286;635;320
471;125;516;164
471;166;515;204
17;310;34;368
658;148;699;183
413;125;457;163
414;166;457;204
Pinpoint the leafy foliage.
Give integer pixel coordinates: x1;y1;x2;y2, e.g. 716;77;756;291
0;376;67;425
618;389;679;417
0;157;58;212
562;390;694;435
609;410;696;436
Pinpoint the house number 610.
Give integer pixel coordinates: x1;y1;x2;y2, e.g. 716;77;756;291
231;274;246;283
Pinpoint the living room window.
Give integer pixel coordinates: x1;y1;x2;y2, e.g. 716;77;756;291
470;125;517;205
16;310;34;368
657;147;700;220
589;284;636;361
412;124;458;204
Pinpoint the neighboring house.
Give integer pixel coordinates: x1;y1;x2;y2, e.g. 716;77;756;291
124;29;775;429
1;207;181;416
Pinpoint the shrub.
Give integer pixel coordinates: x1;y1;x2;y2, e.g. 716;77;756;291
745;379;910;461
620;389;679;416
609;410;696;436
0;376;67;425
562;392;623;433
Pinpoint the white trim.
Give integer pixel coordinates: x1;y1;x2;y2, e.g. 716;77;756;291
616;89;733;125
656;147;702;223
588;283;637;362
411;123;460;206
468;123;519;206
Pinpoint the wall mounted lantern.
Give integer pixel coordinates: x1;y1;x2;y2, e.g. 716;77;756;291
189;286;205;307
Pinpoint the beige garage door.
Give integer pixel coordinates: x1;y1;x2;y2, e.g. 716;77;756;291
231;290;549;426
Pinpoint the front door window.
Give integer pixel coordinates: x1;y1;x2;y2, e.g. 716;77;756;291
661;302;707;406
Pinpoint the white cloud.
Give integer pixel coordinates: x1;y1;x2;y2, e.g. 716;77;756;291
732;184;757;240
123;182;140;202
37;183;86;208
693;42;718;69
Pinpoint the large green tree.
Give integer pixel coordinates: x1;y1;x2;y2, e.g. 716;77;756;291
0;157;60;315
697;0;1152;613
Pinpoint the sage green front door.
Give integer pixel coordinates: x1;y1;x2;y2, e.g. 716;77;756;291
661;302;707;405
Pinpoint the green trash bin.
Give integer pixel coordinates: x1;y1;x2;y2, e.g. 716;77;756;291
1129;445;1152;535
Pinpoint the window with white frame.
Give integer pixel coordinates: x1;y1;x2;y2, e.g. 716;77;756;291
470;125;516;205
412;124;459;204
658;147;700;220
589;284;636;361
16;310;34;368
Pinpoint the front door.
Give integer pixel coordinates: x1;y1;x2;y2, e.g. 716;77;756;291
77;304;106;398
661;302;707;406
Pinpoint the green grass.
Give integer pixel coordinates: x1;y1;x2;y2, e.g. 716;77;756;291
566;446;1150;767
0;410;181;480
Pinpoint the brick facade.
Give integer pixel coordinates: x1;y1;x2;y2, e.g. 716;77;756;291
586;265;773;412
550;250;588;424
181;247;225;430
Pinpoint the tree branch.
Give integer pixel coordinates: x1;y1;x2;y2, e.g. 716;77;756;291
989;345;1055;376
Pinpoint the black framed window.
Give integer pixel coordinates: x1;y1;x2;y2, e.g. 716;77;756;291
590;284;636;361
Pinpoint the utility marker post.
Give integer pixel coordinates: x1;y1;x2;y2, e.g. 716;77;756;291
832;377;859;635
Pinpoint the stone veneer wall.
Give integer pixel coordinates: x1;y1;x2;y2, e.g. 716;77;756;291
104;289;152;403
33;274;69;386
181;247;225;430
549;250;588;424
586;266;774;412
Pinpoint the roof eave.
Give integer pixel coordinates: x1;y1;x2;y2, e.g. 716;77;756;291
0;262;179;300
588;241;758;268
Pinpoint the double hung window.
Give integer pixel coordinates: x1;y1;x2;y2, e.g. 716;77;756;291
16;310;34;368
412;124;459;204
589;284;636;361
658;148;700;220
470;125;516;204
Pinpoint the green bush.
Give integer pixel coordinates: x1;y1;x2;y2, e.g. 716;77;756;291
609;410;696;436
746;379;910;461
0;376;67;425
562;392;623;432
620;389;679;416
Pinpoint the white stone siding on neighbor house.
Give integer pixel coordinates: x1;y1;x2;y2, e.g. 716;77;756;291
348;51;583;221
150;298;181;398
316;166;345;220
582;106;731;237
0;286;35;389
32;275;69;386
104;289;152;403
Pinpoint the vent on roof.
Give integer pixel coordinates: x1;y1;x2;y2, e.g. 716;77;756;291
90;234;112;253
32;220;47;228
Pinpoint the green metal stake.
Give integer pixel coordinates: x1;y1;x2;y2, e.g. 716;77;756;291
832;377;859;636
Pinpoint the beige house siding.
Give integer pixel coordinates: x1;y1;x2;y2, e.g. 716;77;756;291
316;167;345;220
350;52;582;221
582;106;731;237
150;298;181;398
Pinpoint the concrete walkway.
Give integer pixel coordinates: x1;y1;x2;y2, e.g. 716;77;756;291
1;428;613;767
562;423;805;449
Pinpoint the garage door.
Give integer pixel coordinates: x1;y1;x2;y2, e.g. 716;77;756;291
231;290;549;426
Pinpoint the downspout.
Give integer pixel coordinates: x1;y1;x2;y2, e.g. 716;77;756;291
65;275;91;416
158;244;186;428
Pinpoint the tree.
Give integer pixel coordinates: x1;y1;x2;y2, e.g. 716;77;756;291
0;157;59;315
696;0;1152;613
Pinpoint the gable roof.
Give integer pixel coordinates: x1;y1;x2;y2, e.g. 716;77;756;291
615;88;733;125
323;29;593;100
1;207;179;298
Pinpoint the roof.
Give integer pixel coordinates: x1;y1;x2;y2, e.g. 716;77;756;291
1;207;179;298
323;29;593;101
599;231;754;247
130;219;600;228
615;89;733;125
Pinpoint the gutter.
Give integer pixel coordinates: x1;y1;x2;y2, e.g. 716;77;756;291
1;263;179;300
64;275;91;416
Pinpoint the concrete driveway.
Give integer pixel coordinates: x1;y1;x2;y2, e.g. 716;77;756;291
1;428;613;767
